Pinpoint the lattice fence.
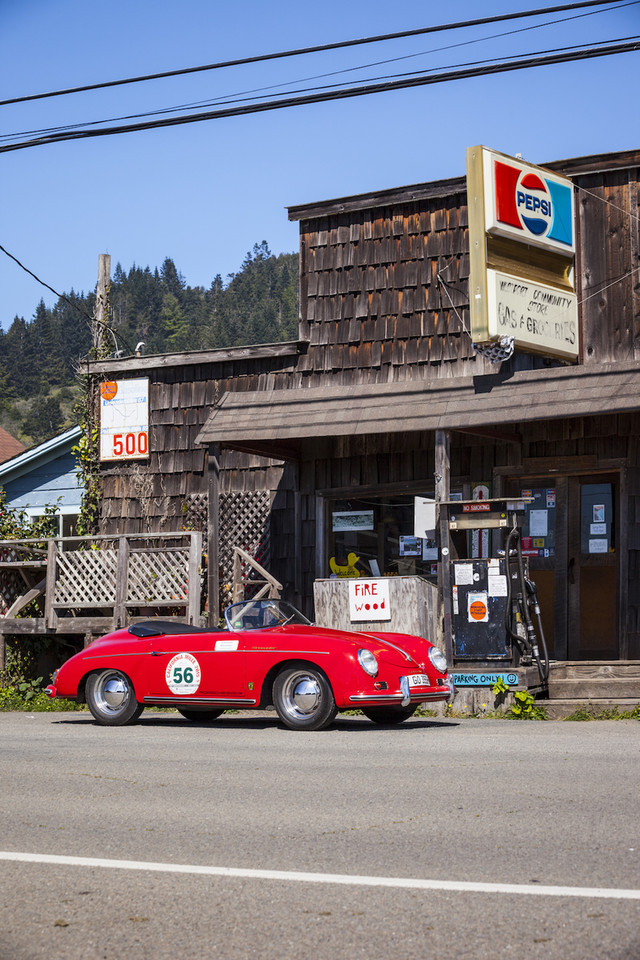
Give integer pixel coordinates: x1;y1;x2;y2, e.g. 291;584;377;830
184;493;208;537
186;491;272;604
220;492;271;586
54;549;119;606
127;549;190;603
53;546;192;607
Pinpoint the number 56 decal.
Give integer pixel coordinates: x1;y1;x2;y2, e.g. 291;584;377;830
166;654;201;695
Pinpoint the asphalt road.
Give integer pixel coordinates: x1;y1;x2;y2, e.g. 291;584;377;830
0;710;638;960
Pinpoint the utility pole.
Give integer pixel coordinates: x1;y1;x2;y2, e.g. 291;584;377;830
93;253;111;357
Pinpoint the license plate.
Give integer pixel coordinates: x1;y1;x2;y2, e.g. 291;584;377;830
407;673;430;688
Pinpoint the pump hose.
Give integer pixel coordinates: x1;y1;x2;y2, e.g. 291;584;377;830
524;576;550;683
535;608;550;683
503;524;522;645
503;521;549;683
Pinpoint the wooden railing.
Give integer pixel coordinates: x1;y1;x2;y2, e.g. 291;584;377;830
0;532;203;634
231;545;282;602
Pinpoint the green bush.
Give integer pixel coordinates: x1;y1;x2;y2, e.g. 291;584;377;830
0;684;84;713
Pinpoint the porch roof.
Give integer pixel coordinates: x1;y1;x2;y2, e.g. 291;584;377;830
195;360;640;457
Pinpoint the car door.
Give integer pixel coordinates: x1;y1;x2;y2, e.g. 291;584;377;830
142;631;251;705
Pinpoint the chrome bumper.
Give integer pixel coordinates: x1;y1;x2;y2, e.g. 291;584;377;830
350;677;456;706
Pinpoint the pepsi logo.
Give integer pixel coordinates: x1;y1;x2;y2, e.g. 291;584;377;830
515;172;552;237
492;158;574;249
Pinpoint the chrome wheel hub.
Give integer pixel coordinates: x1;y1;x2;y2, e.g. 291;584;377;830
281;673;322;719
292;677;321;714
94;673;130;714
103;678;127;708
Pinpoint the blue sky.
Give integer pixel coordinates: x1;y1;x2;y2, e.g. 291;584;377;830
1;0;638;328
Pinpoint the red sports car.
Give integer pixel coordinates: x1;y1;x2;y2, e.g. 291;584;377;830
45;599;454;730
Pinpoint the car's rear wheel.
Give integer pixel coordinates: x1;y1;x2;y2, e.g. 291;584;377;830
177;709;224;722
85;670;143;726
362;704;419;724
273;666;337;731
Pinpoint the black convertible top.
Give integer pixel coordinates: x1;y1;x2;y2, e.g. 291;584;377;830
128;620;226;638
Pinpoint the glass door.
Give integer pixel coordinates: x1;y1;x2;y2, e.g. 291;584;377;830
507;474;619;660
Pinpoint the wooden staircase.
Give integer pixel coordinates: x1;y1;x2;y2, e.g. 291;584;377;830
543;661;640;718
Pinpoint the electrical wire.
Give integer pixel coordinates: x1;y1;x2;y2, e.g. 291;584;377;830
1;38;638;154
0;0;626;107
3;0;637;146
0;244;94;323
0;243;135;355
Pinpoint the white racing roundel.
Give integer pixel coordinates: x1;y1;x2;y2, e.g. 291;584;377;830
165;653;201;695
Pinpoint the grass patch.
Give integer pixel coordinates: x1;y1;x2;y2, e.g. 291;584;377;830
0;685;84;712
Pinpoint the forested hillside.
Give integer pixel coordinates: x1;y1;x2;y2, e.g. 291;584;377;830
0;242;298;446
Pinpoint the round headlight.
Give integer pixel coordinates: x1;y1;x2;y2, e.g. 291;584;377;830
357;649;378;677
428;646;448;673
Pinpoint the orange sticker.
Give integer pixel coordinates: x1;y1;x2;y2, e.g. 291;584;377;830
101;381;118;401
469;600;487;621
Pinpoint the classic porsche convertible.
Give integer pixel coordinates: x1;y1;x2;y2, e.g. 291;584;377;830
45;599;454;730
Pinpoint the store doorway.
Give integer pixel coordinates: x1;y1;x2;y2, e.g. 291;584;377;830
507;474;619;660
566;475;618;660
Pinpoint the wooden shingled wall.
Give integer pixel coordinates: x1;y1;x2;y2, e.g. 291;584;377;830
292;187;565;389
295;192;478;386
98;356;298;537
292;154;640;386
573;164;640;364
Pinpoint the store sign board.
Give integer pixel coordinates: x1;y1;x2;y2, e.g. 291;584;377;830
349;578;391;622
466;145;578;362
486;269;578;361
332;510;374;532
100;378;149;461
483;149;575;255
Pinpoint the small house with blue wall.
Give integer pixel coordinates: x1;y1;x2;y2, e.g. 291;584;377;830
0;425;82;536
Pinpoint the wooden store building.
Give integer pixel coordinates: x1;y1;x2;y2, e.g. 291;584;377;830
88;145;640;685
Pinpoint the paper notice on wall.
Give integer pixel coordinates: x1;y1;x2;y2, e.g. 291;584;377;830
414;497;436;539
588;539;608;554
488;574;508;597
454;564;474;585
529;510;548;537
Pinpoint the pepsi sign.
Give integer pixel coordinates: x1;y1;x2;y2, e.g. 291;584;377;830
484;151;575;255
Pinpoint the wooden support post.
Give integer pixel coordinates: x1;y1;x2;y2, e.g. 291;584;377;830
114;536;129;628
435;430;454;665
207;445;221;627
187;531;203;626
44;539;58;630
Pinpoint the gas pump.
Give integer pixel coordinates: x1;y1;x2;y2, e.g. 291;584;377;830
443;498;549;683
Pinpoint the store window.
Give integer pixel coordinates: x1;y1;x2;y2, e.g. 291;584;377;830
518;486;557;558
327;495;439;580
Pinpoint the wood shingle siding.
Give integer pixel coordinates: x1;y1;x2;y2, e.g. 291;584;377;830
87;344;306;535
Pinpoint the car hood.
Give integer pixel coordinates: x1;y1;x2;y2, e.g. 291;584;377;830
275;624;431;672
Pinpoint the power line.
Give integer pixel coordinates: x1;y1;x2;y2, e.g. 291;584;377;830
3;0;637;147
0;244;94;323
1;38;638;154
0;244;136;356
0;0;628;107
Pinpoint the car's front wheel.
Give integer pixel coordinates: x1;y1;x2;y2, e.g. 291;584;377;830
85;670;144;726
177;709;224;722
362;704;419;724
273;666;337;731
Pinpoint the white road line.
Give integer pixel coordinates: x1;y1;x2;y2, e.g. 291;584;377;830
0;851;639;900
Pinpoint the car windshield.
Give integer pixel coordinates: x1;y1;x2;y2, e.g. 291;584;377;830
224;599;312;632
